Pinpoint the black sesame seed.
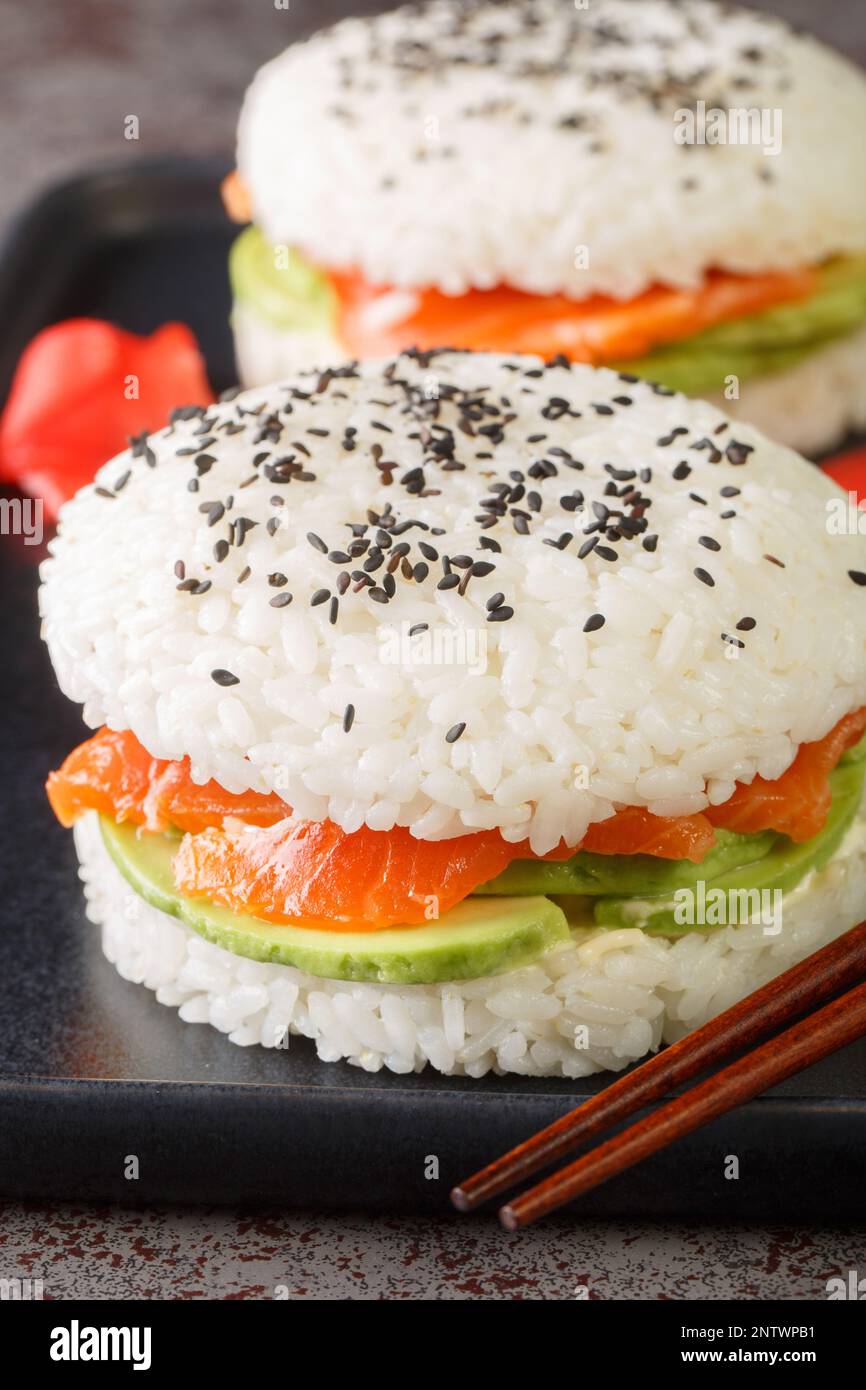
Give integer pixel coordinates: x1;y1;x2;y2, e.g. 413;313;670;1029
437;573;460;591
721;633;745;649
583;613;605;633
214;540;230;563
720;486;740;498
595;546;618;562
725;441;753;466
174;560;185;580
642;535;658;552
343;704;355;733
311;589;330;606
329;597;339;624
237;566;251;584
699;536;721;552
211;669;239;687
408;623;428;636
848;571;866;586
445;722;466;744
487;606;514;623
736;616;757;630
672;461;691;481
269;592;293;608
307;532;328;554
694;567;715;587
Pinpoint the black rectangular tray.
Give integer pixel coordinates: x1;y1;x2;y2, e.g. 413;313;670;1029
1;159;864;1217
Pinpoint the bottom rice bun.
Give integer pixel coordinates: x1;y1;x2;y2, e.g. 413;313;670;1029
41;350;866;1077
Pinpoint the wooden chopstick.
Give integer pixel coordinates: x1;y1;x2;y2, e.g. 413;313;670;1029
451;919;866;1215
500;978;866;1228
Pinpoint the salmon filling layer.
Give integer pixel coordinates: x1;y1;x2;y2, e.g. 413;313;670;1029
48;712;866;930
328;265;817;367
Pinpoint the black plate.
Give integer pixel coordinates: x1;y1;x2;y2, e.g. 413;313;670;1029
1;159;864;1217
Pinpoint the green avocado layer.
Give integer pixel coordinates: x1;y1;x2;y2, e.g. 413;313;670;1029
616;256;866;395
230;224;866;392
477;826;778;899
229;225;337;334
99;816;572;985
592;759;864;935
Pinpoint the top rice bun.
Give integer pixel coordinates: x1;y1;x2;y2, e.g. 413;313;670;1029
237;0;866;299
41;351;866;854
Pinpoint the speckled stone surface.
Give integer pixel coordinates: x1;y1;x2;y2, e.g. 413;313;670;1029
1;0;865;1301
1;1204;864;1300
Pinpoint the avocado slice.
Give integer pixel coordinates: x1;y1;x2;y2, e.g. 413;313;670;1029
616;256;866;396
229;225;337;334
98;816;572;985
476;825;778;899
592;760;865;936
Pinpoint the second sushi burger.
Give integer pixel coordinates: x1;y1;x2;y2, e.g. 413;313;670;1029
223;0;866;456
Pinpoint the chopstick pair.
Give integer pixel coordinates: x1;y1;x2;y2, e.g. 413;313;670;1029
450;920;866;1229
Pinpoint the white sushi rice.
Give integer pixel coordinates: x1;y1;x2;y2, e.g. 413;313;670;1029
231;298;866;459
74;806;866;1077
231;299;344;388
40;352;866;855
238;0;866;299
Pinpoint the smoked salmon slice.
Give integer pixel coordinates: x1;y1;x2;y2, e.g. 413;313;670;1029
706;708;866;842
173;818;521;932
579;805;715;862
170;798;716;931
46;727;287;834
331;265;816;366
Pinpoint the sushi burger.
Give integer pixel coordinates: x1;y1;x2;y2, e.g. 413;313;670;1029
223;0;866;456
42;350;866;1078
